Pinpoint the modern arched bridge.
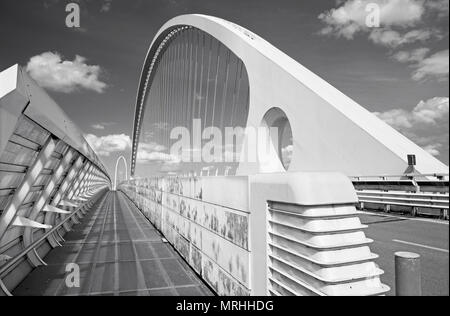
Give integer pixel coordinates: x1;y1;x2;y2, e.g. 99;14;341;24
0;14;448;296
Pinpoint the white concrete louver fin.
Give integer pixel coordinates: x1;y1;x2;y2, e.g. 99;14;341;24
43;205;71;214
12;216;52;230
268;201;389;296
58;200;79;208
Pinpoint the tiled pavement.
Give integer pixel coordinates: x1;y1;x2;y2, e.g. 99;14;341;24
13;191;213;296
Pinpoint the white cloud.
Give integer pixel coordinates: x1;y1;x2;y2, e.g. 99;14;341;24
318;0;426;40
91;122;115;130
391;47;431;63
318;1;447;83
281;145;293;168
374;97;449;160
375;97;449;128
368;28;439;48
425;0;450;18
26;52;107;93
139;142;166;153
375;108;413;129
91;124;105;130
100;0;113;12
318;0;446;55
136;141;180;166
368;29;402;47
424;143;442;156
411;97;449;124
412;49;449;81
137;151;180;164
85;133;131;156
390;48;449;81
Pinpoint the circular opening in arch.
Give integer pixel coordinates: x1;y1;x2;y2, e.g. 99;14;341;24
262;108;293;171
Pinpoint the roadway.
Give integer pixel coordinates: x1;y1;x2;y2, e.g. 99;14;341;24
358;211;449;296
13;191;213;296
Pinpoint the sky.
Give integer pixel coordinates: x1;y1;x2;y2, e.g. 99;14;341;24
0;0;448;180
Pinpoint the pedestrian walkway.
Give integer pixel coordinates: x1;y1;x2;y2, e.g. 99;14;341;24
13;191;213;296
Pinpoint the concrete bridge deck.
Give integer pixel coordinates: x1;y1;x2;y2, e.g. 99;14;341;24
13;191;213;296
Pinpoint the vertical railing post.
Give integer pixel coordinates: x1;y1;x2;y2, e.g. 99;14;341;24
80;167;95;197
44;155;84;242
23;144;73;266
73;165;92;199
67;162;91;200
0;137;56;242
62;158;86;199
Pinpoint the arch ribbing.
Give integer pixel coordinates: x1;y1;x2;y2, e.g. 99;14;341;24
131;22;250;176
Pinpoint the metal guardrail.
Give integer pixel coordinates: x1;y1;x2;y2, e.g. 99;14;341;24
350;173;449;180
357;191;449;209
0;188;106;296
351;174;449;194
356;190;449;218
351;173;449;219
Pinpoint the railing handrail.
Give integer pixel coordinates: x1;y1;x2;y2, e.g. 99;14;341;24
350;173;449;180
356;190;449;212
0;189;106;278
356;190;449;198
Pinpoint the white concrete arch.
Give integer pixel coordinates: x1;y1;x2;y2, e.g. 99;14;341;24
113;155;128;191
132;14;448;176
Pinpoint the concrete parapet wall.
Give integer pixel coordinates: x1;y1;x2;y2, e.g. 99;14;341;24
120;172;390;296
121;176;251;295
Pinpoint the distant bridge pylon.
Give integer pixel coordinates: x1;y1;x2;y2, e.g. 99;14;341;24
113;155;128;191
